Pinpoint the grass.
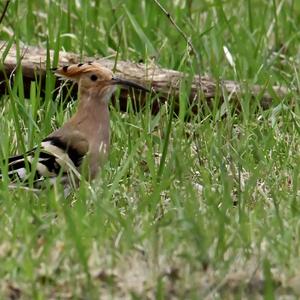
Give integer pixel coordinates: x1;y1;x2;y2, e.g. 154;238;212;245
0;0;300;298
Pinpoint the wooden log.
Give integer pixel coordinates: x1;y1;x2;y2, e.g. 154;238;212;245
0;41;289;112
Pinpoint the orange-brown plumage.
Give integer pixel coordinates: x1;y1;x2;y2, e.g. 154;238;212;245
1;62;149;194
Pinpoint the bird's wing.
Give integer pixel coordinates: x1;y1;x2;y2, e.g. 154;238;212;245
0;130;89;187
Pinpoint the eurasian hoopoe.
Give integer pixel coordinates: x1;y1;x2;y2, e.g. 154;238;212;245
0;62;149;193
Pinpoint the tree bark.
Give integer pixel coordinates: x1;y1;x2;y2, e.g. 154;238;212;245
0;41;289;113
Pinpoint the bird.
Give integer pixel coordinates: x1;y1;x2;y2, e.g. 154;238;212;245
0;62;149;194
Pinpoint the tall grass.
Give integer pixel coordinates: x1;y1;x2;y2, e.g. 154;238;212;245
0;0;300;298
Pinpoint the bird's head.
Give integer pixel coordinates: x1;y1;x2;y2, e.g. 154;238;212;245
53;62;149;103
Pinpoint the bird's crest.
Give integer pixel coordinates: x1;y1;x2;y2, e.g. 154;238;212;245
53;62;112;82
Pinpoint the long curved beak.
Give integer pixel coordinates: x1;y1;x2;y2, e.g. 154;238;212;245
110;77;150;92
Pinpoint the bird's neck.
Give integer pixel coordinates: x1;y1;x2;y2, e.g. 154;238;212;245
69;89;110;176
74;88;109;128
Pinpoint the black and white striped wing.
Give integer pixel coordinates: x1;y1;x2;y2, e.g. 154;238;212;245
0;133;89;188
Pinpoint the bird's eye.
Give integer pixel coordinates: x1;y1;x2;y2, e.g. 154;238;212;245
90;74;98;81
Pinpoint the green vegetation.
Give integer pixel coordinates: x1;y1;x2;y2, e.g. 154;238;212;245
1;0;300;298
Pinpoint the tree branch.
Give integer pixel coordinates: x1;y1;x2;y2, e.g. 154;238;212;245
0;41;289;113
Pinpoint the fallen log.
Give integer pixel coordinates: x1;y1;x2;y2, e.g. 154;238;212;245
0;41;289;113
